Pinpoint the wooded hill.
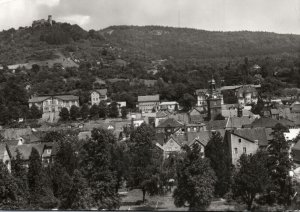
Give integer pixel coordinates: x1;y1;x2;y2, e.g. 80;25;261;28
100;25;300;59
1;22;300;65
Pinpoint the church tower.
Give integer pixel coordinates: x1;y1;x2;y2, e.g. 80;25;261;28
206;77;222;120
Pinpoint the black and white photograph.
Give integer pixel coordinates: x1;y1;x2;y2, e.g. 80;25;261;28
0;0;300;210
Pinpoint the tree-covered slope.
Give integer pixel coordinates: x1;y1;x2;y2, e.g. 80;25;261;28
100;25;300;59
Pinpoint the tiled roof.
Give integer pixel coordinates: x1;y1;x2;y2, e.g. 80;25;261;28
93;89;107;96
156;111;169;118
29;95;79;103
157;118;184;128
270;109;279;115
138;95;160;102
55;95;79;101
232;128;269;146
222;109;237;118
8;143;45;160
249;117;295;128
206;119;228;130
78;131;92;140
195;89;208;95
29;96;50;103
187;130;226;146
226;116;256;129
21;134;41;143
291;104;300;113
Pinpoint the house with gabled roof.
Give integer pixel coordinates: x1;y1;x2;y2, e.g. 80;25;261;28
225;116;256;129
156;135;184;159
90;89;108;105
138;94;160;113
189;106;207;123
156;118;185;136
225;129;261;165
29;95;79;114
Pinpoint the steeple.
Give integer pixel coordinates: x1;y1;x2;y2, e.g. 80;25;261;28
208;76;217;98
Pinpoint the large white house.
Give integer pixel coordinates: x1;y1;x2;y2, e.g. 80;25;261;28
29;95;79;113
138;94;160;113
91;89;108;105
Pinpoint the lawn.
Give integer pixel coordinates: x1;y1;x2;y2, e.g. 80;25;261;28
119;189;237;211
119;189;187;211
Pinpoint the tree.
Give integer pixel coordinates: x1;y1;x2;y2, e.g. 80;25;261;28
79;128;120;209
127;124;162;202
109;102;119;118
55;140;78;176
178;93;196;111
59;107;69;121
214;113;225;120
11;149;29;206
98;101;107;119
267;123;294;206
89;104;99;119
205;131;232;197
0;162;18;207
42;131;65;143
233;151;271;210
27;148;57;208
80;104;89;119
173;144;216;210
70;105;80;121
251;98;264;115
30;104;42;119
111;141;129;192
121;107;128;119
60;169;94;209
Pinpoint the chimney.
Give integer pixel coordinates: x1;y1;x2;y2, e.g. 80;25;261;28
48;15;52;26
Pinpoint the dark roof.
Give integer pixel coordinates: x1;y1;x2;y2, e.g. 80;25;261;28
29;95;79;103
232;128;269;146
291;104;300;113
226;116;255;129
138;95;160;102
206;119;228;130
93;89;107;96
8;143;45;160
187;129;226;146
156;111;169;118
28;96;50;103
249;117;295;128
21;134;41;143
157;118;184;128
55;95;79;101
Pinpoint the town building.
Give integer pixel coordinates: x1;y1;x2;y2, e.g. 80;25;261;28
206;78;223;120
29;95;79;113
158;101;180;112
225;128;269;165
137;94;160;113
90;89;108;105
236;85;258;107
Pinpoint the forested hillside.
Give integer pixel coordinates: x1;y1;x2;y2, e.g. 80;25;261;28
100;25;300;59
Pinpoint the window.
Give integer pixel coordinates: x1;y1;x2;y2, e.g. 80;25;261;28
238;139;241;143
234;148;238;154
243;147;246;153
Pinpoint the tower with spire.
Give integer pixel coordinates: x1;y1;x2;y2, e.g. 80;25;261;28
206;76;222;120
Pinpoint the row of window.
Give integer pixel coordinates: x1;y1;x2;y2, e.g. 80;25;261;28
234;147;247;154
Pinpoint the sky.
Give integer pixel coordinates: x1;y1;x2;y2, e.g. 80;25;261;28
0;0;299;34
